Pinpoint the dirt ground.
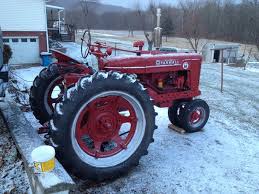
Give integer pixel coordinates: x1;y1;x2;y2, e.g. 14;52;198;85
0;113;30;194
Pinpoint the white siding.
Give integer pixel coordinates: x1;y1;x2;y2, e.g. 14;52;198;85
0;0;47;32
5;37;40;64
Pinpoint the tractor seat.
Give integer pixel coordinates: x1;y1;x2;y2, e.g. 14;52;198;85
133;41;145;51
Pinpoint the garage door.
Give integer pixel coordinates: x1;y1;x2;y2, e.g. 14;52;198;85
3;37;40;65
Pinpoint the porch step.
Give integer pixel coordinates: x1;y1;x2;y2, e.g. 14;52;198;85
61;34;73;42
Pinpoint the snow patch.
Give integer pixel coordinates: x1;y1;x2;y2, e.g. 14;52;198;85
126;75;137;83
139;83;146;91
67;87;77;99
97;72;108;79
81;76;93;89
112;72;123;79
39;173;63;188
56;103;63;115
247;67;259;73
92;32;116;37
50;120;58;132
49;138;59;148
108;52;200;61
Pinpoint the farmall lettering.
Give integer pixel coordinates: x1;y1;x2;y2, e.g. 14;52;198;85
156;59;180;66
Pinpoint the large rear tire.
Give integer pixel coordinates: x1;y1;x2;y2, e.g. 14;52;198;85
50;72;157;181
30;64;64;125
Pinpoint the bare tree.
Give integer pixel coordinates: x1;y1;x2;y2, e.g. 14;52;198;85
79;0;99;30
80;0;92;30
161;6;175;42
124;13;134;37
61;0;259;58
135;0;157;51
246;0;259;50
244;48;253;70
179;0;204;53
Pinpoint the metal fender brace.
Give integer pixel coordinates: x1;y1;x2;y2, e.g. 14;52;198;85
63;73;86;88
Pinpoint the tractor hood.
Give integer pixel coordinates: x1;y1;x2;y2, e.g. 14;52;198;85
104;53;202;73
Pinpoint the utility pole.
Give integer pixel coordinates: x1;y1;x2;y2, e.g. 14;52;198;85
211;47;235;93
221;50;224;93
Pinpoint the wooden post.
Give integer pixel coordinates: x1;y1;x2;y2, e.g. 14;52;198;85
221;50;224;93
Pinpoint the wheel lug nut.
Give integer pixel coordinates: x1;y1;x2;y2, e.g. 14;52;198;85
105;123;112;128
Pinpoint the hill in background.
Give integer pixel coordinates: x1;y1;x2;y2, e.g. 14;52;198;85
47;0;130;15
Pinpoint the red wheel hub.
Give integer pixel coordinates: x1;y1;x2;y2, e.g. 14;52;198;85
47;78;64;111
91;112;117;141
190;108;202;124
75;96;138;158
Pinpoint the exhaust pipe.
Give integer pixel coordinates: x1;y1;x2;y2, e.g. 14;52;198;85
154;8;162;49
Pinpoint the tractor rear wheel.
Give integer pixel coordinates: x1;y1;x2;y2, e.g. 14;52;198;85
180;99;210;133
30;64;64;125
50;72;156;181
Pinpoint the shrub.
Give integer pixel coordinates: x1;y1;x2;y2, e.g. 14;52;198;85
3;44;12;64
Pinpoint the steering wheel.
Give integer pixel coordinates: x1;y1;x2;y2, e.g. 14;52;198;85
81;30;91;59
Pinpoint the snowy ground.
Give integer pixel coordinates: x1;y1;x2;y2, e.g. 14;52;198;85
70;63;259;194
8;56;259;194
4;31;259;193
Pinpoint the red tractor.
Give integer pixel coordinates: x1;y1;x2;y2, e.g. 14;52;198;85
30;31;210;181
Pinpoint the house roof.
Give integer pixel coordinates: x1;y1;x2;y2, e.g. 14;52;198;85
46;4;64;10
203;43;240;50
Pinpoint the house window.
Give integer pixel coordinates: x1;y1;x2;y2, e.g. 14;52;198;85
21;38;28;42
3;39;9;43
30;38;36;42
12;38;19;43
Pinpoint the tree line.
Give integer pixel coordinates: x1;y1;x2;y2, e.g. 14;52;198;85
66;0;259;51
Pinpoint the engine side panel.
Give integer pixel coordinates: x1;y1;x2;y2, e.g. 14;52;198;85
104;53;202;107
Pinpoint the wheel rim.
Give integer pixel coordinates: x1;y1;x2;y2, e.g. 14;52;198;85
44;76;64;115
71;91;146;168
188;107;206;128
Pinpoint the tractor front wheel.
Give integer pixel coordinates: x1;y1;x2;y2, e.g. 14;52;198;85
168;101;188;128
50;72;156;181
181;99;210;133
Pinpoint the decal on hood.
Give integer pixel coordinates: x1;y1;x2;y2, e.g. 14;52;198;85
156;59;180;66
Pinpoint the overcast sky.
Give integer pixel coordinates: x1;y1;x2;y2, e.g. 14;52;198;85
100;0;177;9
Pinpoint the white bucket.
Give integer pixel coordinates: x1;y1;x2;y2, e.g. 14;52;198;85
31;145;55;173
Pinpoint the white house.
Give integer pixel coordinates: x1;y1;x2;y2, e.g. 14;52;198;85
0;0;48;65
